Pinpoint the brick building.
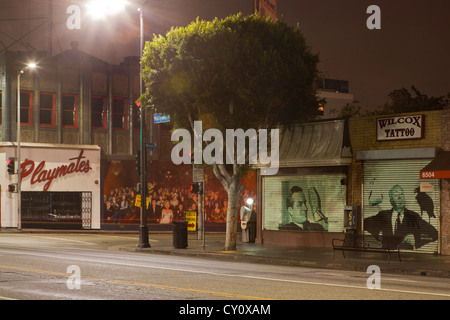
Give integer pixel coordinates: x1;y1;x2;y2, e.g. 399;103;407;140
255;109;449;255
348;109;449;255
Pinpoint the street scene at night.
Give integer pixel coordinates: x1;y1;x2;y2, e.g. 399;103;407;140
0;0;449;309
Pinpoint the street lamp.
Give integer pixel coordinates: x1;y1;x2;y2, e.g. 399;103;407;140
17;62;37;229
137;0;150;248
86;0;128;20
86;0;150;248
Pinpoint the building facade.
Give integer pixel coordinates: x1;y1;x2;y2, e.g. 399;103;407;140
255;119;353;247
0;47;151;229
256;109;450;255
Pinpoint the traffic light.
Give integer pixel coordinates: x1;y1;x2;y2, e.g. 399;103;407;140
136;151;140;175
7;157;16;175
190;182;203;194
8;184;17;193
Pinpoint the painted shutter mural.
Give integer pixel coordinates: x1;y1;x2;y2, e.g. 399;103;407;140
263;174;346;232
363;159;439;253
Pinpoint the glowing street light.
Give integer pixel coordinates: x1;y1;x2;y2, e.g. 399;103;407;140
17;62;37;229
86;0;150;248
85;0;128;20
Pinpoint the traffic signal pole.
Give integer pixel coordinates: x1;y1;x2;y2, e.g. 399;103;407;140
137;2;150;248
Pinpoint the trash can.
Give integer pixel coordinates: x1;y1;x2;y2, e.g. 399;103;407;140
173;221;188;249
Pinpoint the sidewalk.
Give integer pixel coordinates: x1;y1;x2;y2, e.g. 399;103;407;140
124;232;450;279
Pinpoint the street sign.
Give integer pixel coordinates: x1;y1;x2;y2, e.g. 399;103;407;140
134;194;150;209
185;211;197;231
153;113;170;124
193;166;204;183
145;143;156;151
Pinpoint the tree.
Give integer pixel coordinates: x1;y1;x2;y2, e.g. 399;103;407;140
330;87;449;119
373;86;449;115
140;14;319;250
329;101;363;118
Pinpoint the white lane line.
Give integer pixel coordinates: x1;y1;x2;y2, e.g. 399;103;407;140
1;234;96;245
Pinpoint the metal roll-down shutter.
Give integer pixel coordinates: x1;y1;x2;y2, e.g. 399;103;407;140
363;159;439;253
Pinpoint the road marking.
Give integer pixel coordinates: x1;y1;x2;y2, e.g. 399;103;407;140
1;249;449;299
2;234;96;245
38;236;97;245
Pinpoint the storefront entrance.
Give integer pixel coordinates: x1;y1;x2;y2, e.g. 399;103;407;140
21;191;92;229
362;159;439;253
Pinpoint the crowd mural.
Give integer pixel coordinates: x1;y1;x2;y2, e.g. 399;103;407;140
103;182;256;225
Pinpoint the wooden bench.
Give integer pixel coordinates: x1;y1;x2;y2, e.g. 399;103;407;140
332;232;401;263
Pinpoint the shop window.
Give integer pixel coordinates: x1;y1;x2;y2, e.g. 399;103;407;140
112;98;127;129
21;191;93;229
91;96;106;129
62;94;78;127
16;91;32;125
40;92;55;126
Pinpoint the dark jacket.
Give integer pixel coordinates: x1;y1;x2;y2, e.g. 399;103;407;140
364;208;438;249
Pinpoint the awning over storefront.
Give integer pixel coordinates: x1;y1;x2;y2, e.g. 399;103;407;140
420;151;450;179
275;119;352;168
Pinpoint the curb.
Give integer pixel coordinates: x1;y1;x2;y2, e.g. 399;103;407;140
122;245;450;278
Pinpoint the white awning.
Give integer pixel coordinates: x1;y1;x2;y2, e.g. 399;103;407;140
258;119;352;169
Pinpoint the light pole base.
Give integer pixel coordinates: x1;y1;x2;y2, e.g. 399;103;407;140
138;225;150;248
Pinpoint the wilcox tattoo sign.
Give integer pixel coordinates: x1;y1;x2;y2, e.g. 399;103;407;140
376;114;424;141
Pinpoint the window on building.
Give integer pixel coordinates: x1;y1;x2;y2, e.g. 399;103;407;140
91;96;106;129
17;91;32;125
112;98;127;129
40;93;55;126
62;94;77;127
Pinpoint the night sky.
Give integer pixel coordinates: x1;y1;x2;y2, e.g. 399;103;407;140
1;0;449;111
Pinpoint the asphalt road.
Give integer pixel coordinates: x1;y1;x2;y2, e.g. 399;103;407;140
0;232;449;303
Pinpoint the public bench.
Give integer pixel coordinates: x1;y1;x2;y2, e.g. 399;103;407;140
332;232;401;263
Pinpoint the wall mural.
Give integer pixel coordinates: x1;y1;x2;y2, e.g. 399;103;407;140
364;184;438;251
263;174;346;232
103;160;256;226
363;160;439;252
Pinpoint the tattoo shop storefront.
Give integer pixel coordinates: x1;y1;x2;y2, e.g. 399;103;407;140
255;119;353;247
0;143;101;229
353;112;443;254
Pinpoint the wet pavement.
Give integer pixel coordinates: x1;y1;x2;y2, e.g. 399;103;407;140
124;232;450;279
9;229;450;279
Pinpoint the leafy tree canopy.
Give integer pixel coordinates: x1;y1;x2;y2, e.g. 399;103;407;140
373;86;449;115
141;13;320;133
331;86;449;118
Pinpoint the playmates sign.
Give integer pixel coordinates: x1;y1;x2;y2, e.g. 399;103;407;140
20;150;92;191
